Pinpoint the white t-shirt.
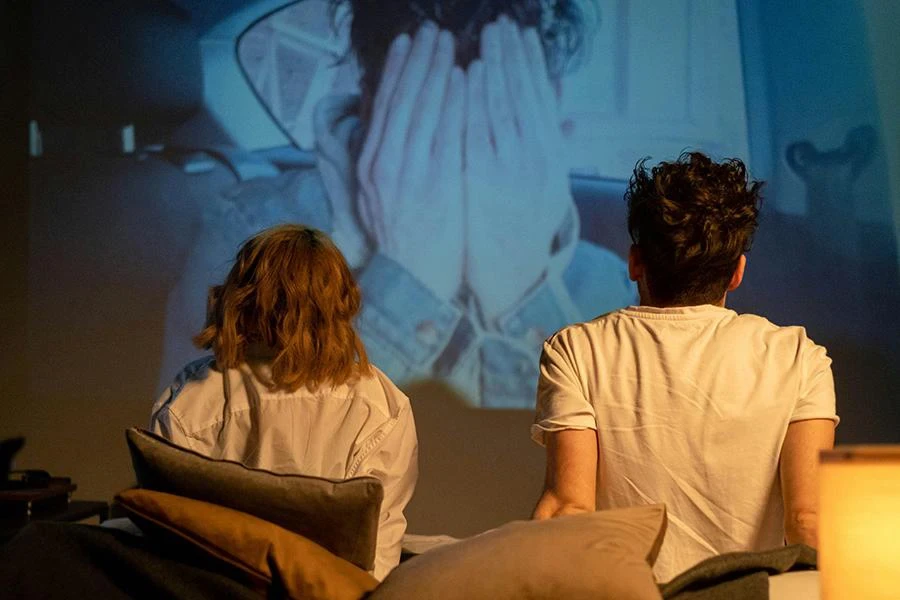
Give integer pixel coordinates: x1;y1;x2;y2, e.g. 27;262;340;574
531;305;838;582
151;357;418;581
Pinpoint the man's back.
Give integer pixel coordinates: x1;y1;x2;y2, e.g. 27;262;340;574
532;304;837;580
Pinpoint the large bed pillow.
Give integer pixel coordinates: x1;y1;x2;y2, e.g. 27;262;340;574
371;504;667;600
116;489;378;600
125;427;382;571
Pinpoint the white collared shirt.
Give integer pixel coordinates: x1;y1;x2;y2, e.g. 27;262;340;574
151;357;418;580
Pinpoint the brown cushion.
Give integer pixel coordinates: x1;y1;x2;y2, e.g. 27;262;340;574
371;504;668;600
116;489;378;600
125;427;382;570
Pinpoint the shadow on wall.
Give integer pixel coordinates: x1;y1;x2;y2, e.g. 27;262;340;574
402;380;544;538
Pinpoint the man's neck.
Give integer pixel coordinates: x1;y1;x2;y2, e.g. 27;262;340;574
637;294;728;309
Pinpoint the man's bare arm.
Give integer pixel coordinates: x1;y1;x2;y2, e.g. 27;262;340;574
532;428;598;520
780;418;835;546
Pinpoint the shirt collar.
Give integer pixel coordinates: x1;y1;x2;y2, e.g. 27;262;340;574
621;304;735;320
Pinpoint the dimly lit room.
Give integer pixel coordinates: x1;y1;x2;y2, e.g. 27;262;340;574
2;0;898;598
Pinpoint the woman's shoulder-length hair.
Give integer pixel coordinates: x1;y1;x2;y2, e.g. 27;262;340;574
194;224;371;391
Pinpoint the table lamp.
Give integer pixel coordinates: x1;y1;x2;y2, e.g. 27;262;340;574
819;446;900;599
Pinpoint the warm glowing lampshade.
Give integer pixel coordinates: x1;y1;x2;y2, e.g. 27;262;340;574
819;446;900;600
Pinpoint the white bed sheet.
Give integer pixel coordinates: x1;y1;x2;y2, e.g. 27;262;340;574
769;570;819;600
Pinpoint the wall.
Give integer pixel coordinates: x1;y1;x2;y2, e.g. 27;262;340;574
861;0;900;265
733;0;899;444
3;0;899;540
1;0;31;464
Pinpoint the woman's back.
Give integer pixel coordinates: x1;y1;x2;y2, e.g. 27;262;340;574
151;357;414;478
150;224;418;580
152;357;417;580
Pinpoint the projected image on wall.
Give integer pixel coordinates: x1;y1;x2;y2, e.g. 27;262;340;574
159;0;782;409
27;1;896;415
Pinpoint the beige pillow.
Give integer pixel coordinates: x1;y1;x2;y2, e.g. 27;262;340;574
116;488;378;600
125;427;382;571
371;504;667;600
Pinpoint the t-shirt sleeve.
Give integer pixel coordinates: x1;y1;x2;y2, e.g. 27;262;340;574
530;332;597;447
791;337;839;426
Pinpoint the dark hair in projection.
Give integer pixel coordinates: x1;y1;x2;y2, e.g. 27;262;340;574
625;152;763;306
331;0;597;100
194;224;371;391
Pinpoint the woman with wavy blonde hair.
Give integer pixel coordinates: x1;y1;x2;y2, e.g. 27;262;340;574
151;224;417;580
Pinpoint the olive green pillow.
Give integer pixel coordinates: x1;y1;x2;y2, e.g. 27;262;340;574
125;427;382;571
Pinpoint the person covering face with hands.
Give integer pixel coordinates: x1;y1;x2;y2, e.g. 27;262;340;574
358;17;574;321
160;1;635;408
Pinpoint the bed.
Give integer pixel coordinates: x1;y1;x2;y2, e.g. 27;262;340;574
0;429;822;599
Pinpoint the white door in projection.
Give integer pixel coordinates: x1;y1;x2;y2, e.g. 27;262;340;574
563;0;750;179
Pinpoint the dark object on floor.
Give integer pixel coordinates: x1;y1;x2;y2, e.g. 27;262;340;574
659;544;817;600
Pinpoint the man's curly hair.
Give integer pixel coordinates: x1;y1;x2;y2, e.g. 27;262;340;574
331;0;596;101
626;152;763;306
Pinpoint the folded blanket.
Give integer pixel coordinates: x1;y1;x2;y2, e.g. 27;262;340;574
659;544;817;600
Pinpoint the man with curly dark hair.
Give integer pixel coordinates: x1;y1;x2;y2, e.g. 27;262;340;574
531;152;838;581
625;152;762;306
